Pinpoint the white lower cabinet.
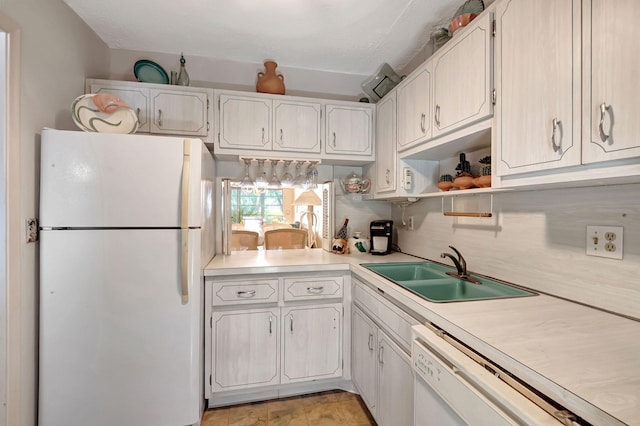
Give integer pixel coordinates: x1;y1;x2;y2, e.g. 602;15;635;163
281;304;342;384
352;305;414;426
352;307;378;415
377;331;413;426
207;273;346;404
212;308;280;392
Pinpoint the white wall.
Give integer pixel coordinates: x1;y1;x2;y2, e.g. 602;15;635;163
394;183;640;320
107;49;370;101
0;1;109;424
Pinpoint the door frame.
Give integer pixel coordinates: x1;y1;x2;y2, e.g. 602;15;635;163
0;12;22;426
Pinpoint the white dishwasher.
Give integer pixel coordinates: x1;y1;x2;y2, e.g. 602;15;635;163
412;324;572;426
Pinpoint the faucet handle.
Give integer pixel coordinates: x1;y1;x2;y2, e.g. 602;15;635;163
448;245;462;260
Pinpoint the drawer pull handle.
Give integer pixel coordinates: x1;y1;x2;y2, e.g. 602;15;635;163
551;117;562;153
599;103;612;142
237;290;256;298
306;286;324;294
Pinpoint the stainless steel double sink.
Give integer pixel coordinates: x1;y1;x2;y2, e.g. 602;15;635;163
361;262;536;303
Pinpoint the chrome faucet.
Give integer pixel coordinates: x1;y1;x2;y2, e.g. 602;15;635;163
440;246;480;284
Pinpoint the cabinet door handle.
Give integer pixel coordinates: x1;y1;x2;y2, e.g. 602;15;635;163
368;333;374;351
269;316;273;335
280;128;284;142
599;103;612;142
262;127;265;143
158;109;163;127
290;315;294;333
434;105;441;127
420;113;426;133
551;117;562;152
306;286;324;294
236;290;256;298
136;108;141;120
332;132;336;147
385;169;390;185
378;345;384;364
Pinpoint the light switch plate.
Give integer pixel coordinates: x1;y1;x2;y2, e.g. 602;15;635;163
586;225;623;260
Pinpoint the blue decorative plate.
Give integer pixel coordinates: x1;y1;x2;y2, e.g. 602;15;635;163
133;60;169;84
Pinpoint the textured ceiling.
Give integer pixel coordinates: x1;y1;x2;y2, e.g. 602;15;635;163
64;0;461;76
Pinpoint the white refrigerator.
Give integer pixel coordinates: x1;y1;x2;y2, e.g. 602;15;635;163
38;129;215;426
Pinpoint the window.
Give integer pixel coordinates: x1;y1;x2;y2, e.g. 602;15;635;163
231;188;285;225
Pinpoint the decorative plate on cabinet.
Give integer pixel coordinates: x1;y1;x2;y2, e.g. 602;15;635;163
133;59;169;84
71;94;139;134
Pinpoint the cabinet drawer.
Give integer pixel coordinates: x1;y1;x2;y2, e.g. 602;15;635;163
212;279;278;306
283;276;343;301
353;280;418;351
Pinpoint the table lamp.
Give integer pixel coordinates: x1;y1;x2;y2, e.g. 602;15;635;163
292;190;322;248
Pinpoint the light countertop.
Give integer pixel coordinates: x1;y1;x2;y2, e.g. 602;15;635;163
205;249;640;425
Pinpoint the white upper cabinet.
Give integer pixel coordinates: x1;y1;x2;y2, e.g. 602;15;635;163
582;0;640;164
214;90;374;163
88;82;150;132
150;90;208;137
397;64;431;151
325;103;374;159
432;12;493;138
374;92;397;194
86;79;212;140
495;0;581;177
218;93;272;151
273;100;321;153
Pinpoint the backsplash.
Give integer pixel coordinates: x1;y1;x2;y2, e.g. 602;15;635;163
393;183;640;320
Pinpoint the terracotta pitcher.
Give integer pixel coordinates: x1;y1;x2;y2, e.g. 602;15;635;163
257;61;285;95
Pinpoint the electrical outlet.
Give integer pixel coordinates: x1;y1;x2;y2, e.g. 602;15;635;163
407;216;414;230
26;218;39;243
586;225;623;260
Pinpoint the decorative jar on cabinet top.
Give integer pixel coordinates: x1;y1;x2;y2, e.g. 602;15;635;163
257;61;285;95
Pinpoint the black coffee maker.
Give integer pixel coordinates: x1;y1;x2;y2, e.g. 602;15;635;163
370;220;393;255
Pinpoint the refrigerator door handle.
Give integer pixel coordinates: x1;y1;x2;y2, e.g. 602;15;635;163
180;139;191;303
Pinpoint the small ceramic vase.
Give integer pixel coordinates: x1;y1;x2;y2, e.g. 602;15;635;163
257;61;285;95
474;156;492;188
453;173;475;190
437;181;455;191
474;175;492;188
437;174;454;191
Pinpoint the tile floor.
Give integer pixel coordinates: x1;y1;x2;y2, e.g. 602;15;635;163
201;390;377;426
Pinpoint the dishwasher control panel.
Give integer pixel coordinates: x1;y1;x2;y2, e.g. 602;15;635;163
413;341;445;386
411;324;563;425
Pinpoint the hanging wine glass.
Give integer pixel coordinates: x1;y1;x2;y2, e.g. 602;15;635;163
240;158;254;194
306;161;319;190
293;161;308;188
254;159;269;194
280;160;294;187
268;160;282;188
